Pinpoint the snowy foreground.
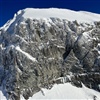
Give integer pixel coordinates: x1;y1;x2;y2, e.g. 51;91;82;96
21;83;100;100
0;83;100;100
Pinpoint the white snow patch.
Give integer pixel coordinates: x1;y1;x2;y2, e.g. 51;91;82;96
98;51;100;55
48;57;54;61
16;46;37;62
22;8;100;23
98;43;100;46
56;45;65;49
51;39;57;41
0;87;6;100
20;83;100;100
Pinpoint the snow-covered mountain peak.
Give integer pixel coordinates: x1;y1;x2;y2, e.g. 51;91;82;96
22;8;100;22
0;8;100;100
1;8;100;32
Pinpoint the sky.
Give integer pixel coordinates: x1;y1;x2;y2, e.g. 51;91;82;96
0;0;100;27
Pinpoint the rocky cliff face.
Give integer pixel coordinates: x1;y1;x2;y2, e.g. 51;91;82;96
0;9;100;100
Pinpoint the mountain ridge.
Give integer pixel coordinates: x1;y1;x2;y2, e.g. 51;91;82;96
0;8;100;100
1;8;100;31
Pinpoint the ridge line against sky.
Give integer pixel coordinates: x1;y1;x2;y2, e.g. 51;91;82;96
0;0;100;27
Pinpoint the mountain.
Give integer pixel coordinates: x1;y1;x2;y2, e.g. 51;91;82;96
0;8;100;100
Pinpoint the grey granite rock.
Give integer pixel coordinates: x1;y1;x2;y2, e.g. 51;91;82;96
0;18;100;99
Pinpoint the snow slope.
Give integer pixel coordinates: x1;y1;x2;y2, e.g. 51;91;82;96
1;8;100;31
20;83;100;100
23;8;100;23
